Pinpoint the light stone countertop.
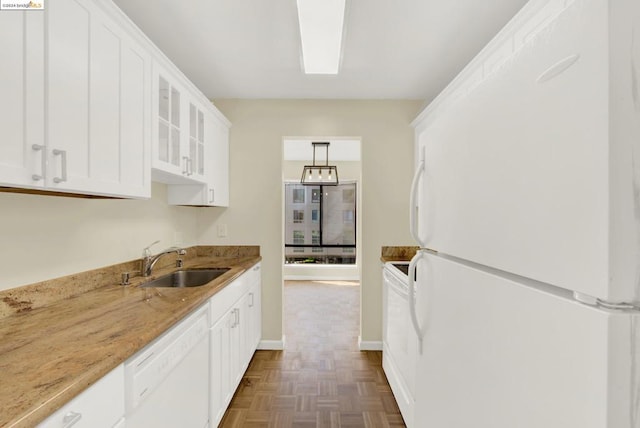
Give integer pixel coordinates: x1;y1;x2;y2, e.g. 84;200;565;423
0;253;261;428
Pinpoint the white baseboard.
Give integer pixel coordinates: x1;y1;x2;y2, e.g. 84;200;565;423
283;264;359;281
257;335;286;350
358;336;383;351
284;274;360;281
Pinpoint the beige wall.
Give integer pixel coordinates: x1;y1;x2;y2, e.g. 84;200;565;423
0;99;421;345
0;183;199;291
197;99;422;344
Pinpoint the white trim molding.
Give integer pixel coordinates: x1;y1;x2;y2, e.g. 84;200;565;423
257;335;286;351
358;336;383;351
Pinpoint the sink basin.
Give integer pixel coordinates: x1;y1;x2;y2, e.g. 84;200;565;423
141;268;230;288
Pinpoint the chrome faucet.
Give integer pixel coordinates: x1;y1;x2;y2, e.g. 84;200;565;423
142;241;187;277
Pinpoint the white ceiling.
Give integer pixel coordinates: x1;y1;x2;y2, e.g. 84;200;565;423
113;0;528;101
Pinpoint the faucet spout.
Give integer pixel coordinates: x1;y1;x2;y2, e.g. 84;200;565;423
142;246;187;277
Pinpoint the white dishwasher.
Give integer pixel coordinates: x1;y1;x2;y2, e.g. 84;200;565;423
125;304;209;428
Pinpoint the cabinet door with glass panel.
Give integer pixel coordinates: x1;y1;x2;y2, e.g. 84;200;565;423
152;64;205;184
187;102;206;182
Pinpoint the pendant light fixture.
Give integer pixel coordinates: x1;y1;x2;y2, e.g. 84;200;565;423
300;142;339;186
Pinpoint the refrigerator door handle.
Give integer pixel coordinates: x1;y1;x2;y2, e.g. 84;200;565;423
409;251;426;354
409;156;426;248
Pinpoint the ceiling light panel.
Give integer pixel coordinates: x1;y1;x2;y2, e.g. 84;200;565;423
296;0;346;74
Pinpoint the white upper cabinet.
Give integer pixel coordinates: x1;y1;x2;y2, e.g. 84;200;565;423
208;114;230;207
189;103;206;178
0;11;45;189
0;0;151;198
0;0;231;202
48;0;150;198
151;65;213;186
152;66;191;182
166;106;230;206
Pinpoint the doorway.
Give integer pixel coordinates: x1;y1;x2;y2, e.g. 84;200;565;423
281;137;362;345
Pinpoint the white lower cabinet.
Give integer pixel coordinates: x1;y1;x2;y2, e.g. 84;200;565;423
38;263;261;428
210;309;234;426
245;264;262;360
37;365;125;428
209;262;262;427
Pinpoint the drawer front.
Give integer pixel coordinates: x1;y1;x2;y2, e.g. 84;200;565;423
209;273;251;324
38;365;124;428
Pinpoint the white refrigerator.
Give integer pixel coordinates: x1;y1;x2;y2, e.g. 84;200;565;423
407;0;640;427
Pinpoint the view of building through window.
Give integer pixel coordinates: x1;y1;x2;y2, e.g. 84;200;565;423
284;182;357;264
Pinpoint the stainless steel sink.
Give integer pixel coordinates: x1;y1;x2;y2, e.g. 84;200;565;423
141;268;230;288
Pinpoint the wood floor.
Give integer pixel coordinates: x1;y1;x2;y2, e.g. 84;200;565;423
219;280;405;428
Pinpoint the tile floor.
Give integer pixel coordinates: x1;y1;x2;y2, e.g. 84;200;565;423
219;280;405;427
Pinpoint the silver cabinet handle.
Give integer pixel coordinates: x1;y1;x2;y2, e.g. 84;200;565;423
249;292;254;308
188;157;193;176
182;156;189;175
253;265;260;271
31;144;45;181
235;308;240;326
209;188;214;204
52;149;67;183
62;411;82;428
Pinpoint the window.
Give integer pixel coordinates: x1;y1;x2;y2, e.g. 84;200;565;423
312;188;321;203
342;188;355;203
293;188;305;203
343;210;354;224
293;230;305;245
285;182;357;264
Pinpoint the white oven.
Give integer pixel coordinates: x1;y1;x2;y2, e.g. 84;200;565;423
382;262;418;427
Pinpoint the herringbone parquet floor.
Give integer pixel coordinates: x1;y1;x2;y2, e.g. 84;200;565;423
219;280;405;428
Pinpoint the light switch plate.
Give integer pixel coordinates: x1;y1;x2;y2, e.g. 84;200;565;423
217;224;228;238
